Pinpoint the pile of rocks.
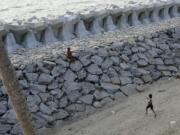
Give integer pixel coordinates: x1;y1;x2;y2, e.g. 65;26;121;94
0;28;180;135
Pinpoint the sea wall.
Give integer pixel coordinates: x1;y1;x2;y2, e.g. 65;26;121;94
1;2;180;53
0;28;180;134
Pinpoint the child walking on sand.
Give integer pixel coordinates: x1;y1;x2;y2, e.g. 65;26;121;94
146;94;157;118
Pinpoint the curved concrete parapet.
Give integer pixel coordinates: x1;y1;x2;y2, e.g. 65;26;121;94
23;30;41;48
2;2;180;53
90;18;104;35
4;33;22;53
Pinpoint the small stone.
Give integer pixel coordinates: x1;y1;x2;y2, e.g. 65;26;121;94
64;81;81;94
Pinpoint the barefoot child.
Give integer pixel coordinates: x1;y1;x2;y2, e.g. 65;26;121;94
146;94;157;118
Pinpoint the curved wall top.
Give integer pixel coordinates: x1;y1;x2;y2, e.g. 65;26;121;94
0;1;180;53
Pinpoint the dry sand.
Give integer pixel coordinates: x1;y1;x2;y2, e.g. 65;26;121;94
41;78;180;135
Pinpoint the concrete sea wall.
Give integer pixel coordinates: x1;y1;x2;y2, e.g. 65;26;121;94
0;27;180;134
1;2;180;53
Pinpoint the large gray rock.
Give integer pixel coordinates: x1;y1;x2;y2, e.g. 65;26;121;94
38;73;53;85
64;81;81;94
111;76;121;85
100;74;111;83
91;55;103;65
86;74;99;83
40;103;52;115
30;84;47;93
81;82;95;94
79;55;91;66
67;90;81;102
133;77;144;85
51;66;66;77
120;84;137;96
0;124;12;134
110;56;120;66
120;63;130;70
97;48;108;57
101;58;113;69
59;97;68;108
0;101;8;115
142;75;153;83
27;95;41;105
93;90;109;100
87;64;102;75
11;124;22;135
79;95;94;105
137;59;148;67
19;79;29;88
64;69;77;81
2;109;17;124
77;69;87;80
53;109;69;120
39;93;49;102
48;81;58;90
55;58;69;67
66;104;85;112
164;59;174;65
151;71;162;80
154;58;164;65
25;73;38;82
157;65;168;71
70;61;83;72
101;83;120;94
120;76;132;85
100;97;113;106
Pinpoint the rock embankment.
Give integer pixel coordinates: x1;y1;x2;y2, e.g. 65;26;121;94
0;27;180;135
